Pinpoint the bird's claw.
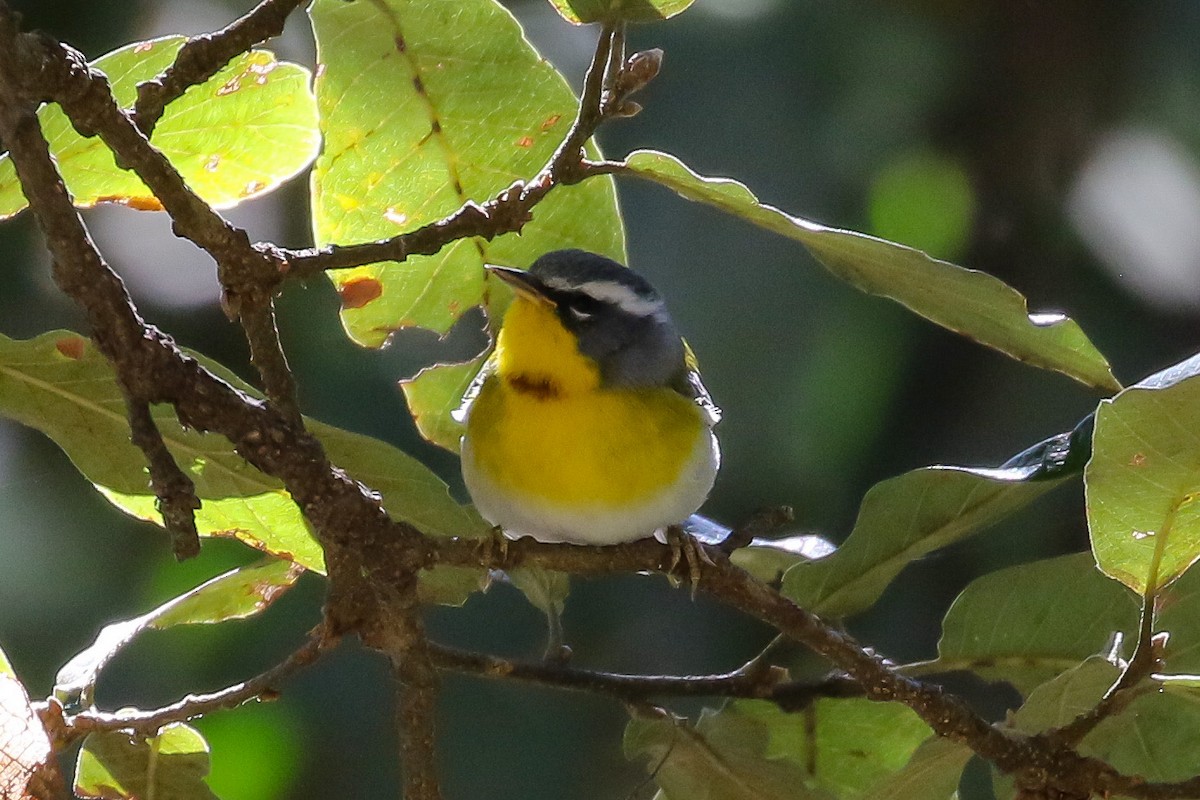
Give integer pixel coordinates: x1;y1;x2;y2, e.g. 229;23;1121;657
480;525;509;570
665;524;713;598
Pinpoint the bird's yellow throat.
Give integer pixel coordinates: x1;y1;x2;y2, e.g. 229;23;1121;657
493;295;601;396
466;295;705;507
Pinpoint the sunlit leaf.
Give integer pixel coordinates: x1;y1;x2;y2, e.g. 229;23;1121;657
729;534;837;586
998;656;1200;797
0;332;488;604
1087;358;1200;593
1156;565;1200;674
546;0;697;24
0;37;319;218
55;559;303;699
400;355;485;453
624;150;1120;393
1009;656;1118;735
928;553;1137;694
75;724;216;800
991;657;1118;800
310;0;624;347
782;466;1061;618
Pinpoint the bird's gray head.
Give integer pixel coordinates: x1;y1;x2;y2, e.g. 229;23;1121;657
521;249;688;388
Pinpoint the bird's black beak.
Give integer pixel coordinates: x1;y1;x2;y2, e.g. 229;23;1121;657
485;264;555;306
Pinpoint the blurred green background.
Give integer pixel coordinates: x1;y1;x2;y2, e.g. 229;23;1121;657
3;0;1200;797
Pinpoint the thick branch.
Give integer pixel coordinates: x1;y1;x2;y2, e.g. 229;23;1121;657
427;535;1200;799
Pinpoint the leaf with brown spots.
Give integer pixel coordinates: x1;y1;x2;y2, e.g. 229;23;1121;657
310;0;625;347
338;276;384;310
0;37;320;219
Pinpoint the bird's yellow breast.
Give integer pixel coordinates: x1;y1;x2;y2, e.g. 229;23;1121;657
466;297;706;506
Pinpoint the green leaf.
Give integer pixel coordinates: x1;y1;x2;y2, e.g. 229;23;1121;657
1009;656;1118;735
1156;565;1200;674
624;705;825;800
506;567;569;644
75;723;217;800
738;699;933;799
1;657;62;799
0;332;489;589
400;355;485;453
928;553;1138;694
729;535;837;586
546;0;697;24
56;559;303;699
991;657;1118;800
310;0;625;347
0;37;319;218
1086;368;1200;594
1001;655;1200;795
860;738;970;800
624;150;1120;393
781;466;1061;618
1083;691;1200;787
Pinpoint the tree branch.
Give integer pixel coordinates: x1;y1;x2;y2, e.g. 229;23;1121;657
133;0;306;135
429;642;859;710
238;294;303;426
56;628;328;742
125;398;201;559
1049;595;1164;748
6;6;1194;799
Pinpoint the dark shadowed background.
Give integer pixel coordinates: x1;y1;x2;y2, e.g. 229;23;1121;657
3;1;1200;797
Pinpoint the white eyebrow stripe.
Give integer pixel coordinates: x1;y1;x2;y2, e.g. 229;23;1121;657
542;277;665;316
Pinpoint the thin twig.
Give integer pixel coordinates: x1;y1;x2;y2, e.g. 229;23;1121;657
718;506;794;555
429;642;858;709
239;295;303;426
1049;594;1162;747
126;398;201;559
134;0;306;134
59;628;329;742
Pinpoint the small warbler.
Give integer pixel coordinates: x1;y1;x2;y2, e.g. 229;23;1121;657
458;249;720;546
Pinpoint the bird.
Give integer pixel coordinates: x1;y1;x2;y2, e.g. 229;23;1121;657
457;249;721;546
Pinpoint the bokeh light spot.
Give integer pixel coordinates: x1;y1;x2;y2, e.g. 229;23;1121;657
867;150;976;261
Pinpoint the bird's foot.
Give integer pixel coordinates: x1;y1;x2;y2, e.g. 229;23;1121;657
480;525;509;570
664;524;713;598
